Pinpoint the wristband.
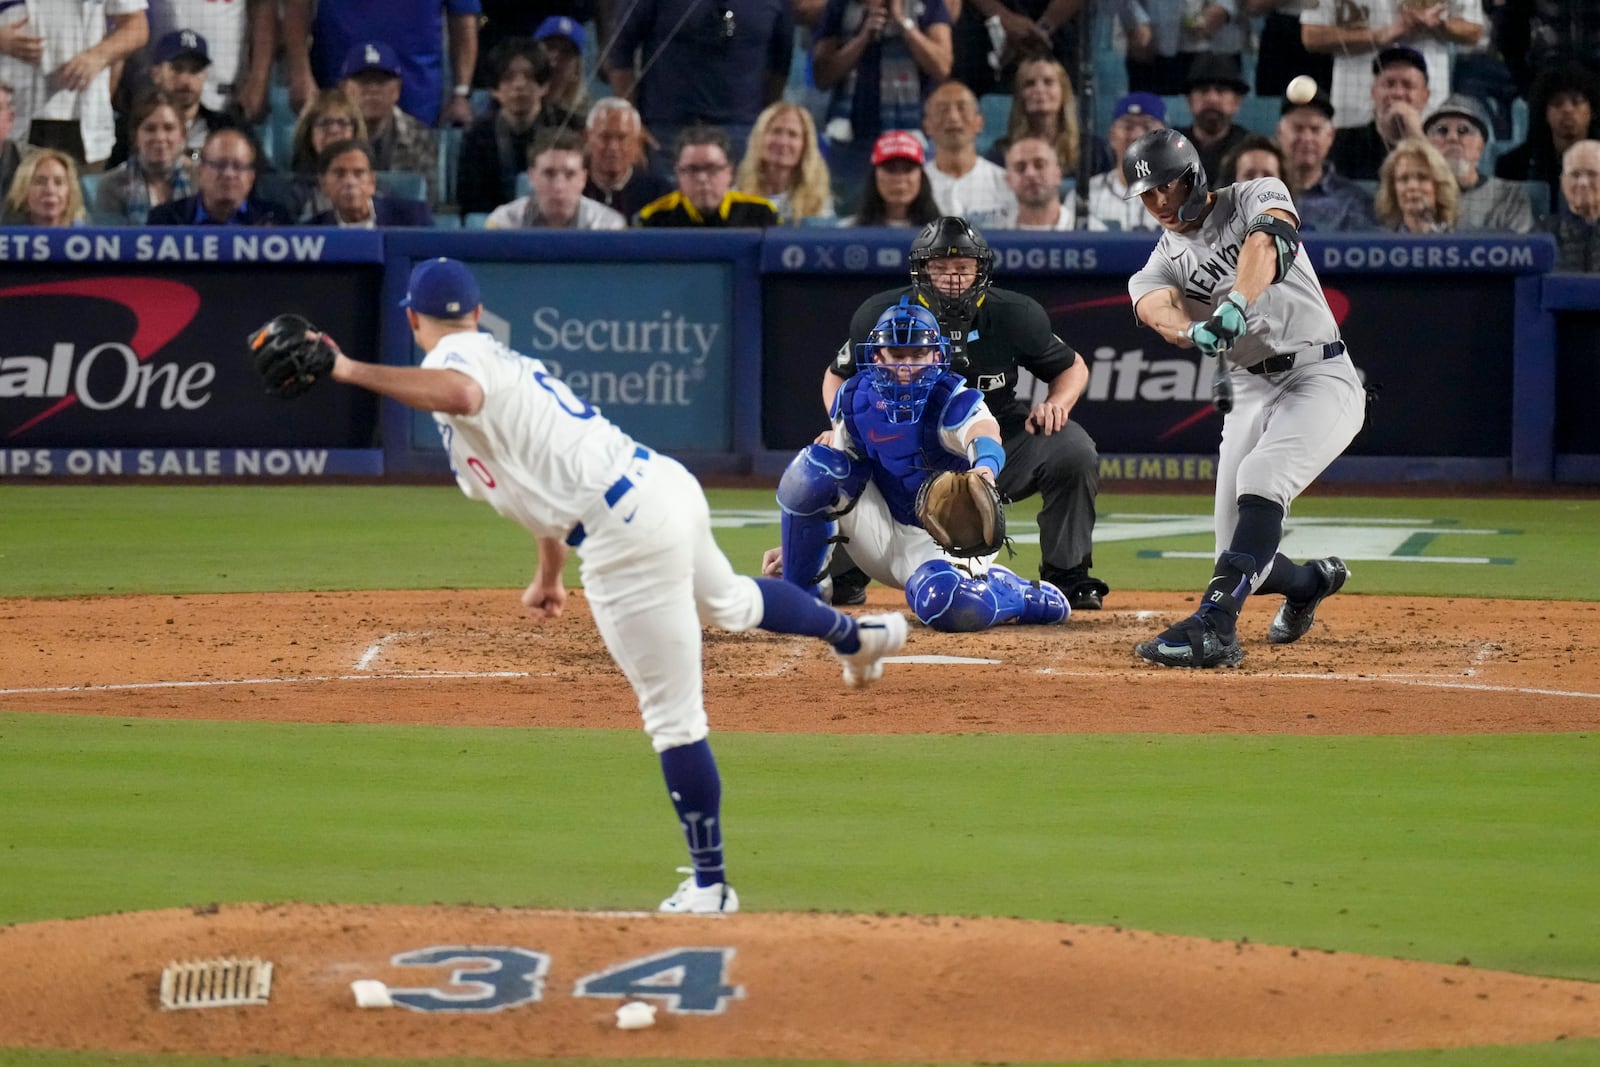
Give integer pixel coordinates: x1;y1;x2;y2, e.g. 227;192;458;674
901;15;916;30
452;84;471;97
971;437;1005;477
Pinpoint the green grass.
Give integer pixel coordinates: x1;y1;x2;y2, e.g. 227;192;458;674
3;716;1594;984
2;486;1598;599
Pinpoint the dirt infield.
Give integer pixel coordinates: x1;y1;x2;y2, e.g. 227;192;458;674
3;588;1599;1062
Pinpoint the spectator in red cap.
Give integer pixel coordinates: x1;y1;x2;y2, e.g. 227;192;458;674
843;129;939;226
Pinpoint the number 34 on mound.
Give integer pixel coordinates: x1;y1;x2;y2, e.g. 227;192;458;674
378;946;742;1015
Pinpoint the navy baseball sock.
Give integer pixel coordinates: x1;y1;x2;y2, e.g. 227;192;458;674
1196;495;1285;633
1255;552;1322;601
659;739;726;888
755;576;857;649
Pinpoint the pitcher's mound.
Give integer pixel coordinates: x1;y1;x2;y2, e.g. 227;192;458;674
1;903;1596;1062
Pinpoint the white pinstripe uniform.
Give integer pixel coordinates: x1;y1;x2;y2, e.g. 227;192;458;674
423;331;767;753
1128;177;1366;557
1299;0;1483;129
0;0;148;163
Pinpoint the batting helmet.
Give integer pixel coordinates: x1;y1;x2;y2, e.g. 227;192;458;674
1121;127;1209;222
858;298;952;424
909;216;994;325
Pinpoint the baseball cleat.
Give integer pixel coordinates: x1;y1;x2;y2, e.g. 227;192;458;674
1268;556;1349;645
1135;612;1244;669
834;612;909;688
659;871;740;914
1066;577;1111;612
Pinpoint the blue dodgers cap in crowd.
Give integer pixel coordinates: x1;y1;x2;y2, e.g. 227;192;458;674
153;28;210;65
401;258;481;317
534;15;586;52
341;40;402;80
1113;91;1165;122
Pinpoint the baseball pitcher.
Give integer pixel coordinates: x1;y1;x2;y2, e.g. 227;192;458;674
249;258;911;914
1122;127;1365;668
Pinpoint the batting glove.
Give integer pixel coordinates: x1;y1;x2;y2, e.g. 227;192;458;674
1185;290;1248;356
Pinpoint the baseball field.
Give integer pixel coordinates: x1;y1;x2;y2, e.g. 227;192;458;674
1;483;1597;1066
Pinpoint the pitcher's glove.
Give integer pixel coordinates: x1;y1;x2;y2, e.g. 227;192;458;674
249;313;338;399
916;469;1006;557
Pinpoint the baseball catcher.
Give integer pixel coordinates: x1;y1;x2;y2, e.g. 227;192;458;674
764;299;1066;632
248;313;338;399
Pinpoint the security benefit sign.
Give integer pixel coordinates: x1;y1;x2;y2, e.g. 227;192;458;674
0;268;382;474
471;261;733;451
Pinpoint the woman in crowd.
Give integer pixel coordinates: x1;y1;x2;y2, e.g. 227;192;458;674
735;102;836;224
1376;137;1459;233
988;55;1107;175
287;90;369;220
1217;132;1285;185
842;130;941;226
3;149;86;226
94;91;195;224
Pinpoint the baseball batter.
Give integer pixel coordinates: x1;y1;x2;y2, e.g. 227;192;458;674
1121;128;1365;668
765;300;1069;631
321;258;910;912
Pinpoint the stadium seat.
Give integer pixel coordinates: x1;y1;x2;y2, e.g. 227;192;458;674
1235;94;1279;137
377;170;428;202
1523;179;1551;218
515;170;531;198
431;212;463;229
436;126;463;207
79;173;101;210
1511;97;1528;148
1160;95;1193;128
977;93;1012;156
463;212;492;229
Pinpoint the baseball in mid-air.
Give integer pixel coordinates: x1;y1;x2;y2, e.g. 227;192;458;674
1286;75;1318;105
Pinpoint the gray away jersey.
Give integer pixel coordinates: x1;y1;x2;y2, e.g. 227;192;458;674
1128;178;1339;369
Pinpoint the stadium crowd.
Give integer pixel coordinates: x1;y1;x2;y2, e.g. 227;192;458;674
1;0;1598;267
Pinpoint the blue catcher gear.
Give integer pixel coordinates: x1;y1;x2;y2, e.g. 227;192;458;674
905;561;1069;632
777;444;870;599
857;299;953;424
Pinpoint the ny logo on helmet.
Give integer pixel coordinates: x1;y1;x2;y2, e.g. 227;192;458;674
1134;159;1151;178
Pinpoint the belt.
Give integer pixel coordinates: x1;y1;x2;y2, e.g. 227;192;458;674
1247;340;1346;376
566;445;651;548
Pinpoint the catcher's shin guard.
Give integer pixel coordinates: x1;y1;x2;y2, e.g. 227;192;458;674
986;565;1069;625
907;560;1068;631
778;446;866;598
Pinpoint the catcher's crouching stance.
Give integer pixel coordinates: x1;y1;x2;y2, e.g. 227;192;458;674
767;300;1068;631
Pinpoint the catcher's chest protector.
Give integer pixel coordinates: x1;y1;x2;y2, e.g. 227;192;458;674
840;375;970;525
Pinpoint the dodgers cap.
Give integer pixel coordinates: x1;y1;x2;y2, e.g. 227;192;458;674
401;258;482;318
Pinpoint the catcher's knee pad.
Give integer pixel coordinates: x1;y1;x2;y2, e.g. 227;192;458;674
777;445;866;517
907;560;1002;632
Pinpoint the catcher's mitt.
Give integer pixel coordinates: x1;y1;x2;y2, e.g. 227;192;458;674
248;313;338;399
915;469;1006;557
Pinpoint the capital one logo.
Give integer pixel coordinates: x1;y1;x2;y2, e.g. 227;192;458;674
0;278;203;437
1134;159;1150;178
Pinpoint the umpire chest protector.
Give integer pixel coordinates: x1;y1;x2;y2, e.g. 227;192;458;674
838;372;976;526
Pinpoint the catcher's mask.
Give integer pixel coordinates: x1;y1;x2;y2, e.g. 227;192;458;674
1121;127;1209;222
909;216;993;324
858;299;952;424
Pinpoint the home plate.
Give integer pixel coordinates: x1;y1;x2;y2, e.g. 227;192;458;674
888;655;1003;665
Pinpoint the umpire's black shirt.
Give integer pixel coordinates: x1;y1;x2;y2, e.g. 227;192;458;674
834;286;1081;439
